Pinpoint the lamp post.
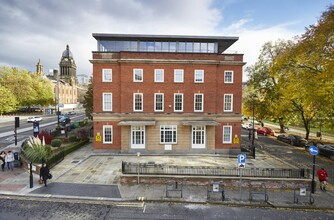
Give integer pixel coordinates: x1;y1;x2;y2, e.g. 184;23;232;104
252;94;257;159
54;69;60;130
137;152;141;184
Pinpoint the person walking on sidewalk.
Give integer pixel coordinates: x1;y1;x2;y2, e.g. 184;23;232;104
0;151;6;171
5;151;14;171
317;167;329;191
40;163;50;187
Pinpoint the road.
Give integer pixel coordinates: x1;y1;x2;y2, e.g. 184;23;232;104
243;128;334;188
0;196;332;220
0;113;86;150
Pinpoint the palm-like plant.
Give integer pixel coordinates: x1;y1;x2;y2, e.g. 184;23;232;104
22;136;51;163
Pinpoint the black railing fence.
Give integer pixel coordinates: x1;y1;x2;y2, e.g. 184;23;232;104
122;162;310;179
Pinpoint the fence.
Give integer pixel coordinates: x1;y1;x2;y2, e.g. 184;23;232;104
122;162;310;179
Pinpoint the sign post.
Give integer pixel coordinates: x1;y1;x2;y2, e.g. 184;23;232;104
238;154;246;200
308;145;318;197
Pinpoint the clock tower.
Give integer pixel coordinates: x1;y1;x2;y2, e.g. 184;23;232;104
59;45;77;85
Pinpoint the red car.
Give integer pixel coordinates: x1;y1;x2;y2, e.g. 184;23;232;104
257;127;275;136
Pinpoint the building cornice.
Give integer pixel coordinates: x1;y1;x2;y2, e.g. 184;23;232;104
89;58;246;66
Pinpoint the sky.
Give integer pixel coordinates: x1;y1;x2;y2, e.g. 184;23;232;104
0;0;333;81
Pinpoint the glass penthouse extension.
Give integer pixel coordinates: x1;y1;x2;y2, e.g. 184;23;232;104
97;40;217;53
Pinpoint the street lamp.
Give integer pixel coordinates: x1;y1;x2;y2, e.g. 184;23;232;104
252;94;257;159
53;69;60;130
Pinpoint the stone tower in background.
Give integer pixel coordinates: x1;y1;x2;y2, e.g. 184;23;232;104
36;59;44;76
59;45;77;86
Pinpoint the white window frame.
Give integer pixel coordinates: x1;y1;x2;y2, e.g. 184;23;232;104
154;69;164;83
174;93;183;112
194;70;204;83
154;93;164;112
191;125;206;148
102;69;112;82
102;93;112;111
133;69;143;82
224;94;233;112
224;70;234;83
174;69;184;83
131;126;145;149
223;126;232;144
160;125;177;144
103;125;113;144
194;93;204;112
133;93;143;112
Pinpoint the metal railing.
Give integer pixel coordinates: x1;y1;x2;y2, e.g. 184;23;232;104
122;162;310;179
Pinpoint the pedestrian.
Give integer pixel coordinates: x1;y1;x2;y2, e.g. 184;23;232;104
317;167;329;191
5;151;14;171
40;163;50;187
0;151;6;171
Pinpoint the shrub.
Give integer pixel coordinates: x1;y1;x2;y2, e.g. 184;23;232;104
37;130;53;145
22;136;52;163
69;135;79;142
77;128;90;141
51;139;62;147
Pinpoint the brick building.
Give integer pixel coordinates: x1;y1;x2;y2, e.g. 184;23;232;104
90;33;245;154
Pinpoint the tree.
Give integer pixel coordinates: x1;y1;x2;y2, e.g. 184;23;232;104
0;86;18;115
82;77;93;119
272;5;334;139
244;39;294;132
245;5;334;139
0;66;54;113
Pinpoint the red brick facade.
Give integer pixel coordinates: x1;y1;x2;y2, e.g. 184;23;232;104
91;34;244;154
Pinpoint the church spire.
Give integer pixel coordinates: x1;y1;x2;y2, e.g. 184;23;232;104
36;59;44;76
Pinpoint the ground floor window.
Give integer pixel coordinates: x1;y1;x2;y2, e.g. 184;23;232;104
160;125;177;144
223;126;232;143
131;126;145;149
192;125;206;148
103;125;113;144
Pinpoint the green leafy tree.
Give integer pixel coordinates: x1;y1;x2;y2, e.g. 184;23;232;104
0;86;18;114
272;5;334;139
83;77;93;119
245;39;294;132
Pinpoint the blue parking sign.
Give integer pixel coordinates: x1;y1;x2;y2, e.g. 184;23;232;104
238;154;246;163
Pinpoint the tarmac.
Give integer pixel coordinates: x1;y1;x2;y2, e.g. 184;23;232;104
0;115;334;212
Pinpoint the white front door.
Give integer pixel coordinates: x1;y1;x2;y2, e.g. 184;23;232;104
131;126;145;149
191;125;206;149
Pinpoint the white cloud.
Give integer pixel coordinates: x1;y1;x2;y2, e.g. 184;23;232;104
224;21;302;81
0;0;222;75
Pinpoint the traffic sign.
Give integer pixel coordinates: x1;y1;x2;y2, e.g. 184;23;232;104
238;154;246;168
309;146;319;156
238;154;246;163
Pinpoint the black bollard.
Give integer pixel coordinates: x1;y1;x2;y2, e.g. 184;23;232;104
29;162;33;188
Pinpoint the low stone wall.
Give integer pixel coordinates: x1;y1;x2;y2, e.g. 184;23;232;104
120;175;313;190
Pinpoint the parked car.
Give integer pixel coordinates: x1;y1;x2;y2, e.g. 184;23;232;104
27;116;42;123
257;127;275;136
277;134;307;147
318;144;334;160
58;115;71;125
242;123;254;130
68;111;76;115
307;142;334;160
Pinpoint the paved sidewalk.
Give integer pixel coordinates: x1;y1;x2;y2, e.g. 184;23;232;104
0;142;333;211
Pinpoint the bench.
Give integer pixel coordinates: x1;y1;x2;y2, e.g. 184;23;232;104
166;181;183;198
249;183;269;202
